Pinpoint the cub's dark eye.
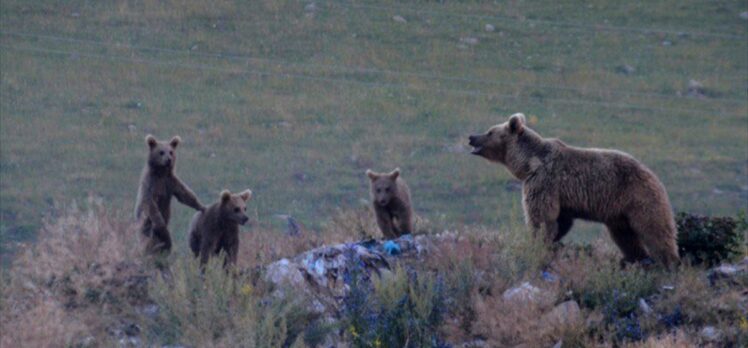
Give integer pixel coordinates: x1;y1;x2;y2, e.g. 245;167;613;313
169;151;174;156
385;188;390;193
488;131;493;136
234;208;240;213
159;151;165;155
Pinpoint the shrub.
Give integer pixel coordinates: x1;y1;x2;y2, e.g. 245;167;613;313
0;202;141;347
676;212;746;266
343;261;447;348
144;254;312;347
570;260;658;321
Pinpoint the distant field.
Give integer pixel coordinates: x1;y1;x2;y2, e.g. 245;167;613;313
1;0;746;261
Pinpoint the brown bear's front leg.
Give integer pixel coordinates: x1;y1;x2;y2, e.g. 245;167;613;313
199;236;219;267
522;186;560;244
223;240;239;269
374;208;397;239
395;209;413;235
170;176;205;212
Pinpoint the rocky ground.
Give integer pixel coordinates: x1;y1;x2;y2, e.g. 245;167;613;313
1;208;746;347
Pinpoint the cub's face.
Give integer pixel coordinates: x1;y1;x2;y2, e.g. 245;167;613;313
366;168;400;207
468;113;526;163
220;189;252;225
146;135;181;170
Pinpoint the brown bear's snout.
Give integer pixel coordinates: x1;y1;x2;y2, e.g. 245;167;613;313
240;216;249;225
468;134;486;155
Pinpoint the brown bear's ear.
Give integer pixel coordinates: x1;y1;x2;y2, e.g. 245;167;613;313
169;136;181;149
239;189;253;202
366;169;378;181
508;113;526;135
390;168;400;180
146;135;158;149
220;189;232;204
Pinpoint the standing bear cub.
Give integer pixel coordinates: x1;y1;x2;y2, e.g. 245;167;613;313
366;168;414;239
469;113;679;268
135;135;205;255
189;189;252;268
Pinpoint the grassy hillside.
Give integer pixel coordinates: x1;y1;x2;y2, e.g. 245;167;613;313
1;0;746;260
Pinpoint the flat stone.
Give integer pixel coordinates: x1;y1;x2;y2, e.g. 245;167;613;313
392;15;407;23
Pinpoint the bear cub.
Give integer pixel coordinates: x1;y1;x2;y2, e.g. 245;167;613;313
189;189;252;268
135;135;205;255
366;168;414;239
469;113;679;268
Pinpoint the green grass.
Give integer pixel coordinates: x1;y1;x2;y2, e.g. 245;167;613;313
1;0;746;258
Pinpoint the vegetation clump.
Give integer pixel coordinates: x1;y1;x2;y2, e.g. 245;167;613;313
676;212;746;266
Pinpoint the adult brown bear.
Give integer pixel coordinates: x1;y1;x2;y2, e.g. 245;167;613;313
469;113;679;268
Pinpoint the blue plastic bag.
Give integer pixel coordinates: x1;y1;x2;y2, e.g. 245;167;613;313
383;240;401;255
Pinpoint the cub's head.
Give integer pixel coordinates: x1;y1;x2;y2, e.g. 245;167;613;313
468;113;526;163
219;189;252;225
146;135;181;171
366;168;400;207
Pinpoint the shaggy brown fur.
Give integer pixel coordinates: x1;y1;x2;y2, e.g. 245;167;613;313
135;135;205;254
189;189;252;268
366;168;414;239
469;113;679;268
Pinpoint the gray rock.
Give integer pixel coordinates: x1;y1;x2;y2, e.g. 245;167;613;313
79;336;96;348
708;257;748;285
460;37;479;45
552;340;563;348
740;11;748;20
264;235;423;310
118;337;141;347
638;298;653;315
457;339;489;348
139;304;159;318
392;15;407;23
484;24;496;32
700;326;722;342
503;282;553;305
615;64;636;75
542;300;581;328
687;79;706;98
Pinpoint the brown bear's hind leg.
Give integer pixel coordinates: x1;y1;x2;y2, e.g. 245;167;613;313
140;219;153;238
554;214;574;242
148;225;173;254
606;220;649;265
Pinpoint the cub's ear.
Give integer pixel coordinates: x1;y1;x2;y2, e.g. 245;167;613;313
390;168;400;180
366;169;378;181
508;113;526;135
169;136;181;148
146;134;158;148
239;189;253;202
220;189;232;203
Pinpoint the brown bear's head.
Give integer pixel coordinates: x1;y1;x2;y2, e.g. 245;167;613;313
366;168;400;207
146;134;181;171
468;113;526;164
219;189;252;225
